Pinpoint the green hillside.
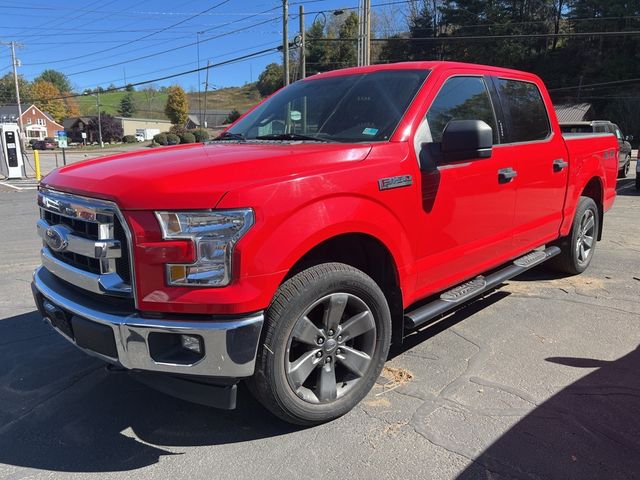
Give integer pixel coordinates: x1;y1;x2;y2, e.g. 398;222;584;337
76;83;261;120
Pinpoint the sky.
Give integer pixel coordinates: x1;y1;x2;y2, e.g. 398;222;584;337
0;0;402;93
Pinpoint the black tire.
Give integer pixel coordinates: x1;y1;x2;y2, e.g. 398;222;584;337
248;263;391;425
618;156;630;178
550;196;599;275
636;176;640;191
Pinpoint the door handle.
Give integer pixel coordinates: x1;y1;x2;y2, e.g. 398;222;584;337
553;158;568;172
498;167;517;183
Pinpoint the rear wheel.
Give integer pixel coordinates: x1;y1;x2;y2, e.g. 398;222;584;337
619;156;630;178
248;263;391;425
550;196;599;275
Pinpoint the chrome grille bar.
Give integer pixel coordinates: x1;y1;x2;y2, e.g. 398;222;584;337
37;187;134;299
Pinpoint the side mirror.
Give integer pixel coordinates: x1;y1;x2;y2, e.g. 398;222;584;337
440;120;493;162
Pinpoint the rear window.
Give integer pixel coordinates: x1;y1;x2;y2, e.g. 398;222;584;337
496;79;550;143
560;124;592;134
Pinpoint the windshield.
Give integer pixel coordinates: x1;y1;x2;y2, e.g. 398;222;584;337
227;69;429;143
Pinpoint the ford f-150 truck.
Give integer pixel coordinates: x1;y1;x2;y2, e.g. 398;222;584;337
32;62;618;425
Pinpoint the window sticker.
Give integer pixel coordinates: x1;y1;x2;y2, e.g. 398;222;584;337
290;110;302;121
362;127;378;136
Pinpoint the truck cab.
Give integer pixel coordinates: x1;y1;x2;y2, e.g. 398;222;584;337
32;62;618;425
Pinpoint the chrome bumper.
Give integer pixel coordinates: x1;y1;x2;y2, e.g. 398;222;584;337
32;266;264;378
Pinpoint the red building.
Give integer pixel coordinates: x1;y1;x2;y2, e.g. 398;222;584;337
0;104;64;140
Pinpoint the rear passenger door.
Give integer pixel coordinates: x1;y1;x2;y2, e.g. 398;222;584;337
490;77;568;251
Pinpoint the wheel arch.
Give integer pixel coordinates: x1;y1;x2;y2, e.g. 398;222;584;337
580;176;604;241
283;232;406;347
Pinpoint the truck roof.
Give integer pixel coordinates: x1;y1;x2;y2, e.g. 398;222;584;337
306;61;539;82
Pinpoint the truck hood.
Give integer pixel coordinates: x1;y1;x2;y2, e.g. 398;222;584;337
41;142;372;210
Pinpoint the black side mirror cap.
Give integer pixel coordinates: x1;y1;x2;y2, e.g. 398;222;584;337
440;119;493;162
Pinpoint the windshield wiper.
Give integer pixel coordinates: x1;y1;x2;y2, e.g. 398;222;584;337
216;131;245;141
254;133;330;142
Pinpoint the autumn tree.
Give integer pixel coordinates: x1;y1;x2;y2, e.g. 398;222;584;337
164;85;189;126
89;113;123;142
64;96;80;117
31;80;66;122
34;69;72;94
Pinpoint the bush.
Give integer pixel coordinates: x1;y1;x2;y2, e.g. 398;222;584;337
179;132;196;144
122;135;137;143
169;125;188;136
153;133;168;145
192;129;210;142
166;133;180;145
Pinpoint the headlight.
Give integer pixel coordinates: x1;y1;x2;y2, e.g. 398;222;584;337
155;209;254;287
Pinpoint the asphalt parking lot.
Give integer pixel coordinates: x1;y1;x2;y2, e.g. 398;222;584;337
0;166;638;480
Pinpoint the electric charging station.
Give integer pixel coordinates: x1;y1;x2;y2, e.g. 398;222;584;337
0;123;26;179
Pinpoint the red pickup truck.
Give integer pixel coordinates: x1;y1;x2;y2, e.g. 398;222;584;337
32;62;618;425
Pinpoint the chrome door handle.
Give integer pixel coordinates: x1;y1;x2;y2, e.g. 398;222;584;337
498;167;517;184
553;158;568;172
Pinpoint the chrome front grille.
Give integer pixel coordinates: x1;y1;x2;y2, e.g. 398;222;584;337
37;188;133;298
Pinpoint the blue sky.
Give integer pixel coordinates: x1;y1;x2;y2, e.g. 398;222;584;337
0;0;401;92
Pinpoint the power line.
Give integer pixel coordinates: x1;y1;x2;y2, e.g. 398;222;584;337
22;0;235;67
25;45;280;103
549;78;640;92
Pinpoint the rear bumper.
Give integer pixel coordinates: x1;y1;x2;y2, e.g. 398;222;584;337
32;266;264;378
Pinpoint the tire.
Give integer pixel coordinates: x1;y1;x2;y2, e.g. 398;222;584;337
636;176;640;191
550;196;599;275
618;156;630;178
248;263;391;425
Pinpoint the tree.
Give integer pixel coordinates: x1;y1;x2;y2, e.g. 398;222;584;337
34;69;72;93
88;113;123;142
64;96;80;117
257;63;284;97
118;92;136;117
0;73;31;105
224;109;241;124
31;80;66;122
125;84;135;92
164;85;189;126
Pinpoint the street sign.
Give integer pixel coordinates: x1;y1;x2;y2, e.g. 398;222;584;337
81;132;87;139
56;130;68;149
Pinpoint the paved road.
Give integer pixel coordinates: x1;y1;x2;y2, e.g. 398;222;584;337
0;172;638;479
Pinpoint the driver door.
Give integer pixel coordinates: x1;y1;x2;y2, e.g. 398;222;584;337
412;74;518;297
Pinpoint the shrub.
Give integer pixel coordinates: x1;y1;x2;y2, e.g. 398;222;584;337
123;135;137;143
192;129;210;142
166;133;180;145
169;125;188;136
179;132;196;144
153;133;168;145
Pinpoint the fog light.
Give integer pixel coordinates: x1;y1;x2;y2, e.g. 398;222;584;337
180;334;203;354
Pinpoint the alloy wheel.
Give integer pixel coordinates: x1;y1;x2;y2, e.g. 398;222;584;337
285;292;377;404
576;208;595;264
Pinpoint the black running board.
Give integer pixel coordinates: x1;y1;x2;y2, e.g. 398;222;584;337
404;246;560;330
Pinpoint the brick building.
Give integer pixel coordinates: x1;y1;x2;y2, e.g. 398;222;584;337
0;104;64;140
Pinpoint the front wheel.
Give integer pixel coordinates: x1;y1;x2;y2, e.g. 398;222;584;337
550;196;599;275
248;263;391;425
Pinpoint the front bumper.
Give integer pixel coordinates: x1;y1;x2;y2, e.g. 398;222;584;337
32;266;264;378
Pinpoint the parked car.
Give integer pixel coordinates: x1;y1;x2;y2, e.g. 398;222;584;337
32;139;56;150
560;120;632;178
32;61;618;425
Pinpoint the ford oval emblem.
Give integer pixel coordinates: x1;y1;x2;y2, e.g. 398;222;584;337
44;225;70;252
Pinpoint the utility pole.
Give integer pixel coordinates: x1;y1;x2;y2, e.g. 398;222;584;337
96;91;103;148
363;0;371;66
203;60;211;128
299;5;305;79
283;0;289;85
357;0;363;66
196;31;204;128
2;41;25;136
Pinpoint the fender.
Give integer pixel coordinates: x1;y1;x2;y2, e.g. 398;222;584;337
233;194;416;297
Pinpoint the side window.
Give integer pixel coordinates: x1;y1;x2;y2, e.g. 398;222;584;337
426;76;498;144
613;125;623;140
495;78;550;142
